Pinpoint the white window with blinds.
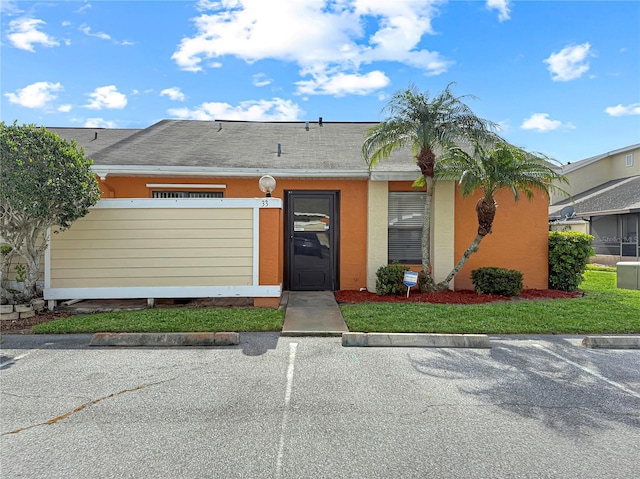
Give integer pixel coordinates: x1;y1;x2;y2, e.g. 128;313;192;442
388;192;425;264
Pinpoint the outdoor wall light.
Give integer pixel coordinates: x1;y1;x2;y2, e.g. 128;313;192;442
258;175;276;197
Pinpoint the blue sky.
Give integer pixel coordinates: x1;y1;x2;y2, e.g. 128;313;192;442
1;0;639;164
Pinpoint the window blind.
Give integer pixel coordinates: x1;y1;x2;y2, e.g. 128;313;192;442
388;192;425;264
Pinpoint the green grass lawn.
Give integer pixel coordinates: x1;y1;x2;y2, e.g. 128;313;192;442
33;306;284;334
340;271;640;334
33;271;639;334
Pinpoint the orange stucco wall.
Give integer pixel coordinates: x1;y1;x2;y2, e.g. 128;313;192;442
453;188;549;290
259;207;283;287
388;181;421;192
98;176;368;291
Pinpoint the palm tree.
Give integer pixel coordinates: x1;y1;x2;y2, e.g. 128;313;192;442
434;141;569;288
362;83;499;291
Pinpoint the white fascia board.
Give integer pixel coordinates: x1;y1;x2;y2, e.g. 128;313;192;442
93;165;369;179
370;171;420;181
44;285;282;300
576;208;632;218
92;197;282;209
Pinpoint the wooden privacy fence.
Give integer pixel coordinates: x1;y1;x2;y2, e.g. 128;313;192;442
44;198;282;307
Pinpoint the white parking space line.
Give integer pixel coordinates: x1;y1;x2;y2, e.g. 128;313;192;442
0;350;36;369
534;345;640;400
276;342;298;478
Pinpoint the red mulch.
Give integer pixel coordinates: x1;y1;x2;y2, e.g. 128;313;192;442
334;289;582;304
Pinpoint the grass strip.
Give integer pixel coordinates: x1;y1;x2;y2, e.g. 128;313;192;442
33;307;284;334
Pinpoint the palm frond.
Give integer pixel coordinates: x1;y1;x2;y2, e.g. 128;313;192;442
435;141;569;202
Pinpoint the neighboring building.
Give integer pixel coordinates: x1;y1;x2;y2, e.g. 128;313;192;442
41;119;551;307
549;144;640;263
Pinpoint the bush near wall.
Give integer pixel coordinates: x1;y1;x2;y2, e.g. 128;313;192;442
548;231;594;292
471;267;523;296
376;262;409;296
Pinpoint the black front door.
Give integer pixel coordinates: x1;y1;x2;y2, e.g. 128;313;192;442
286;191;338;291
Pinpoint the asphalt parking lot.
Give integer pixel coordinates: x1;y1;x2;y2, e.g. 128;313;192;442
1;334;639;478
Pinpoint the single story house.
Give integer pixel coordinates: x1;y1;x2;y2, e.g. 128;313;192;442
43;119;552;308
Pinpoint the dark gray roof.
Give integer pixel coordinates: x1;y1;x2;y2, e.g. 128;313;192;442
46;127;142;159
549;175;640;219
87;120;420;179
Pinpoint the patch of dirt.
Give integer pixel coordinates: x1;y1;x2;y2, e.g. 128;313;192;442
334;289;582;304
0;311;71;335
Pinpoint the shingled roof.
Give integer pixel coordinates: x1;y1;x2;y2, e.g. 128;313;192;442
46;127;142;158
549;175;640;219
86;120;421;180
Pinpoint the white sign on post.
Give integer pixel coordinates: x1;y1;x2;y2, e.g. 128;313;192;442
403;271;419;298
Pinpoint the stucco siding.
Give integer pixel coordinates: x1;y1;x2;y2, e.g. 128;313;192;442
455;188;549;290
432;181;456;287
366;181;389;291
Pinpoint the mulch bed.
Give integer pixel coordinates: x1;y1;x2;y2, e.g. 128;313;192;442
334;289;582;304
1;311;70;335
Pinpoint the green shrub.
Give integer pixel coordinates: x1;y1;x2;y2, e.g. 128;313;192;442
471;267;523;296
548;231;594;292
376;261;409;296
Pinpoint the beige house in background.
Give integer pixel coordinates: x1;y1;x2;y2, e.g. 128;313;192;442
549;143;640;263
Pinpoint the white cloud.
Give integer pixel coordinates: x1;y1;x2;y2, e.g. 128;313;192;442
521;113;575;132
160;87;186;101
85;85;127;110
544;43;592;81
486;0;511;22
0;1;22;15
4;81;62;108
172;0;450;96
58;104;72;113
604;103;640;117
167;97;304;121
253;73;272;87
7;18;59;52
79;24;131;45
295;70;390;96
84;118;118;128
81;25;111;40
77;2;92;14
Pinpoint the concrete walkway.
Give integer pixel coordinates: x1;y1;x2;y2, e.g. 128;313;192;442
281;291;348;336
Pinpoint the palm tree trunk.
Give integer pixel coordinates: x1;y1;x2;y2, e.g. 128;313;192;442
421;176;436;291
437;197;496;290
438;234;485;289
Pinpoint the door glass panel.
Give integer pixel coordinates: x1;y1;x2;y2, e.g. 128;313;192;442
292;196;332;290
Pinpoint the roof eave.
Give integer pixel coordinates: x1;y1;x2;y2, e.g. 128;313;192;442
92;165;371;180
576;207;640;218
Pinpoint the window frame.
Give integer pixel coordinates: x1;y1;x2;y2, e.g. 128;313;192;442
387;191;425;264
